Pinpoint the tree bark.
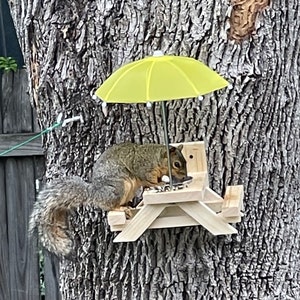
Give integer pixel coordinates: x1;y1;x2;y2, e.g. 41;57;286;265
9;0;300;299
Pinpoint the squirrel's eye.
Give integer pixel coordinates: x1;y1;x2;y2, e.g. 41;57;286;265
174;161;181;168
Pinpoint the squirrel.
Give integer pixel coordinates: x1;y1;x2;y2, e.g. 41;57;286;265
29;142;187;258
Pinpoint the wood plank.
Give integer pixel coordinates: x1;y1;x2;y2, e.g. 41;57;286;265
159;200;225;215
189;171;209;188
202;187;224;212
110;223;129;232
0;160;10;299
107;211;126;226
172;141;207;173
6;158;40;299
1;70;44;299
44;251;61;300
110;214;200;232
113;204;166;242
178;201;238;235
159;205;185;217
149;215;199;228
222;215;242;223
32;106;41;133
0;133;43;156
109;204;241;232
2;70;33;133
143;172;207;204
0;73;3;134
109;205;189;228
222;185;244;217
109;203;244;232
0;70;43;157
143;188;204;204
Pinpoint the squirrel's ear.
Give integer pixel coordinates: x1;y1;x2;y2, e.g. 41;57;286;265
176;144;183;152
169;144;183;153
169;146;176;153
162;146;174;158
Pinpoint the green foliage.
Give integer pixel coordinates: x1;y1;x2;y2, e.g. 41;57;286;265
0;56;18;72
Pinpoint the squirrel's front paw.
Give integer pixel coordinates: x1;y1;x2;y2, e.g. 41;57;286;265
113;206;134;219
124;207;134;219
156;181;166;187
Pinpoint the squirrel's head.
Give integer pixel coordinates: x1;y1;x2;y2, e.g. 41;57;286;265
168;144;187;181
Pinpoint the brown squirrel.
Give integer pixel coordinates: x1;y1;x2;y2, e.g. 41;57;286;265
29;142;187;257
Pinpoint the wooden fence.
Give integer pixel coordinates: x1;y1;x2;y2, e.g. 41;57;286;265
0;70;60;300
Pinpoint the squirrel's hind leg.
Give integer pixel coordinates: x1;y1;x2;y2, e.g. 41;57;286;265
110;206;134;218
90;178;137;218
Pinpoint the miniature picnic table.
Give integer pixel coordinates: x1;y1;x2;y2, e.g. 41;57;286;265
108;141;244;243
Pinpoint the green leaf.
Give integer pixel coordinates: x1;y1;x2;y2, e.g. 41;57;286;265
0;56;18;72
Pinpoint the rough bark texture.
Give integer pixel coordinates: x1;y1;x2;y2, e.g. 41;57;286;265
9;0;300;299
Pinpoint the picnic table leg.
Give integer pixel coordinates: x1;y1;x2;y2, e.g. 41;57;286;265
113;204;166;242
178;201;238;235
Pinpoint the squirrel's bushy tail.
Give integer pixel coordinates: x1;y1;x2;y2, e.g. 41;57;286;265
29;177;91;257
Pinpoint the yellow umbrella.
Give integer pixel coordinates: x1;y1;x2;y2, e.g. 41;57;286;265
95;51;229;187
96;51;228;102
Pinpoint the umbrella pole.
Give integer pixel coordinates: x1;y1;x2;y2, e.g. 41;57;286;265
161;101;173;189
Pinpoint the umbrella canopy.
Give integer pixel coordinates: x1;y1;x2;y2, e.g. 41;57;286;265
96;51;228;188
95;51;228;103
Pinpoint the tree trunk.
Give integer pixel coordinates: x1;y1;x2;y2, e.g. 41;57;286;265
9;0;300;299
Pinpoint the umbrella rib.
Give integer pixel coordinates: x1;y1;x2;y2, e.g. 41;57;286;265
105;62;142;100
168;61;200;95
146;61;155;101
